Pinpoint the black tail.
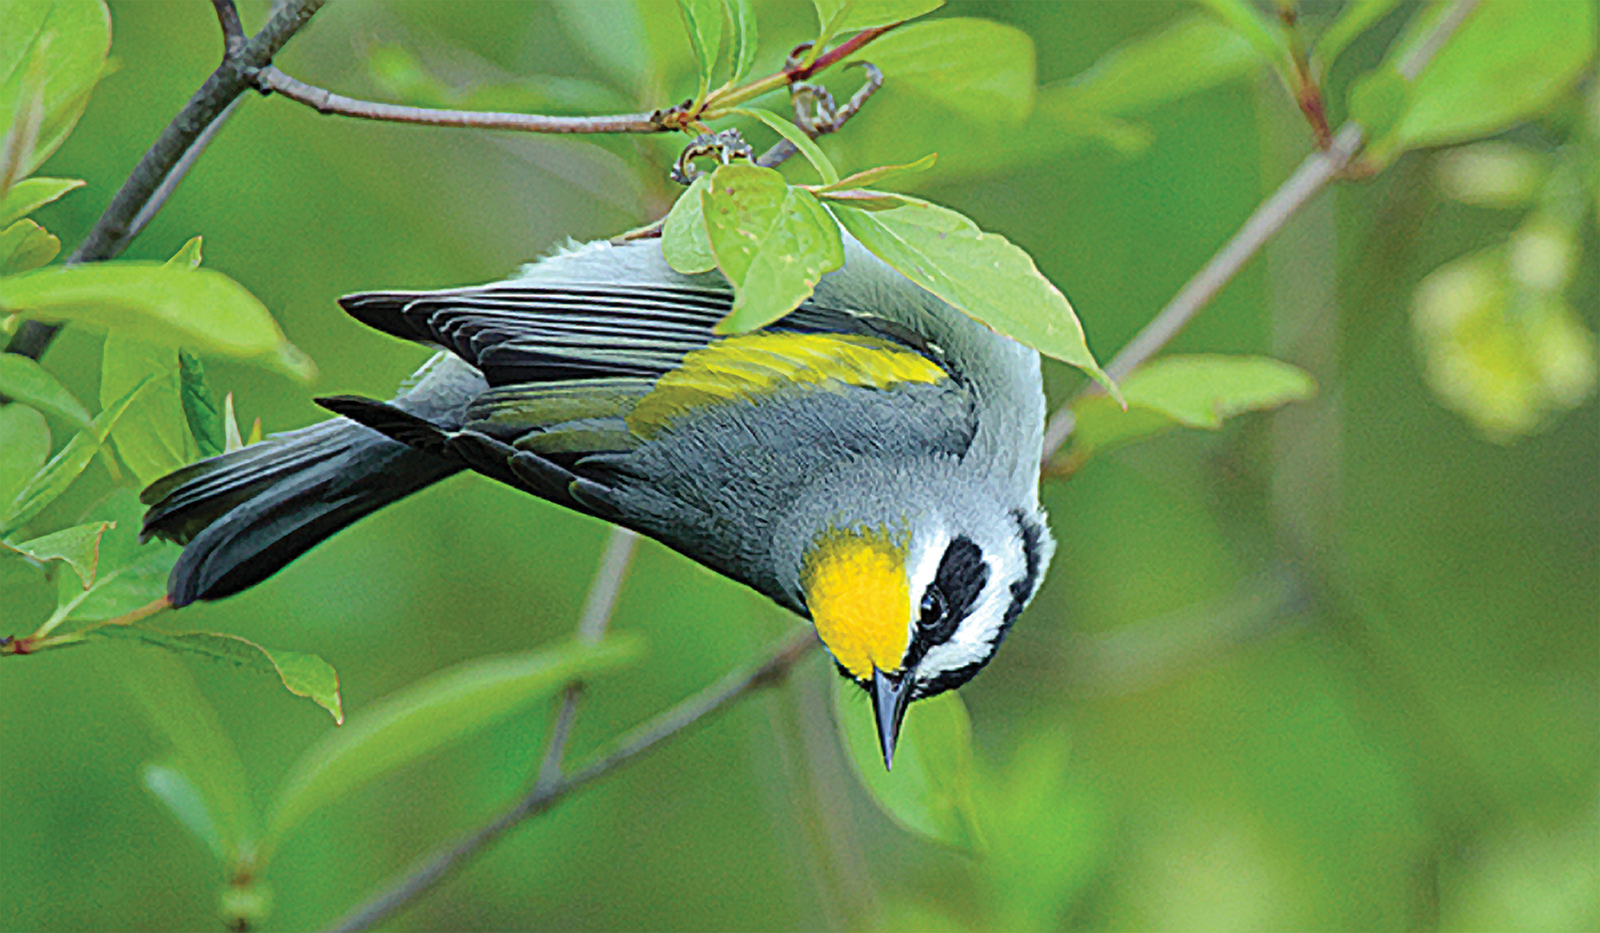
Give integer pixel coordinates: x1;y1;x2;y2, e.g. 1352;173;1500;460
141;418;462;606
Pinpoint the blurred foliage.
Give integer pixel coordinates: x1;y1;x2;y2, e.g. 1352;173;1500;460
2;1;1597;931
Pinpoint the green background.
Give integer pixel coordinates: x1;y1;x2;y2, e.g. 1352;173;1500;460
2;2;1595;931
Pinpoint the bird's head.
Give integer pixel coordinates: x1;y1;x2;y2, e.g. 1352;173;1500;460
798;506;1052;768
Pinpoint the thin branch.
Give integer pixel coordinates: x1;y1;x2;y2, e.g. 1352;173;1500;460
535;527;638;789
1039;0;1480;462
328;624;820;933
254;66;667;134
757;62;883;169
5;0;329;362
124;97;243;246
211;0;244;52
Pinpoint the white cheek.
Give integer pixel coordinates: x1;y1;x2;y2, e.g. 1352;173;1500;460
915;581;1011;677
904;528;949;625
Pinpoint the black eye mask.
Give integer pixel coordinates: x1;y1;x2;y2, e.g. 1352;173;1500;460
918;535;988;647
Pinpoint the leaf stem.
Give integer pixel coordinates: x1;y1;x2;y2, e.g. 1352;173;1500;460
1039;0;1480;463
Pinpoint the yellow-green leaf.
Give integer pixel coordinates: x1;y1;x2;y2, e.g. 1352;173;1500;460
0;218;59;274
732;107;839;185
678;0;724;102
832;677;986;853
96;626;343;725
102;332;195;486
703;164;844;332
728;0;758;84
0;262;315;381
1360;1;1597;167
1068;354;1317;462
0;403;49;509
0;176;82;226
113;647;256;862
0;351;91;429
830;196;1116;394
848;17;1035;123
4;520;110;588
262;637;643;851
0;0;112;178
0;377;143;537
814;0;943;47
662;174;717;275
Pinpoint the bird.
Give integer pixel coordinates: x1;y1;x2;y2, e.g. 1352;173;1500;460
140;234;1056;769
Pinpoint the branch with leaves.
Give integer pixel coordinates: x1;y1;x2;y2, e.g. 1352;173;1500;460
2;0;1595;929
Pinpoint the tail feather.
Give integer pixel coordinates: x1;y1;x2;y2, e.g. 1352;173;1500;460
142;419;462;606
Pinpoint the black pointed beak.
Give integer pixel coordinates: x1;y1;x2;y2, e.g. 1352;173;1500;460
870;667;914;770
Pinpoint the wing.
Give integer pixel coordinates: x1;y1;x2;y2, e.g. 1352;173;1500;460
325;275;979;602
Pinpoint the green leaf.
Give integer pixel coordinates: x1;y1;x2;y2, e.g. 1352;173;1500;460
703;164;844;333
141;761;226;860
1068;354;1317;462
813;188;914;211
102;332;195;486
728;0;759;84
830;196;1117;395
0;403;49;509
179;350;224;458
703;162;799;283
113;646;256;862
1042;15;1258;119
0;262;316;382
849;17;1036;123
832;677;985;852
0;352;91;429
1361;0;1598;168
0;0;112;179
815;0;943;46
1348;64;1410;143
1412;244;1596;443
1191;0;1295;82
815;153;937;193
94;626;343;724
222;392;245;453
678;0;725;102
166;234;203;270
0;175;82;226
662;174;717;275
52;536;176;623
263;637;643;850
974;736;1108;932
0;377;143;537
0;218;59;274
1311;0;1403;73
732;107;840;185
4;520;111;588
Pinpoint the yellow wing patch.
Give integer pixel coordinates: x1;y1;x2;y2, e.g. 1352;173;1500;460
801;526;913;682
626;332;946;439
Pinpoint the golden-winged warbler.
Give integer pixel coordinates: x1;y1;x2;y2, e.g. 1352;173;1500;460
141;234;1056;768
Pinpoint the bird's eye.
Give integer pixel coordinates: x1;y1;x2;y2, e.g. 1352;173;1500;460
920;586;946;627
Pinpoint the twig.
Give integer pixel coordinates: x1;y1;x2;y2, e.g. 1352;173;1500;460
211;0;244;52
4;0;329;362
254;66;667;134
124;97;243;246
328;624;820;933
1039;0;1480;462
757;62;883;169
535;527;638;789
